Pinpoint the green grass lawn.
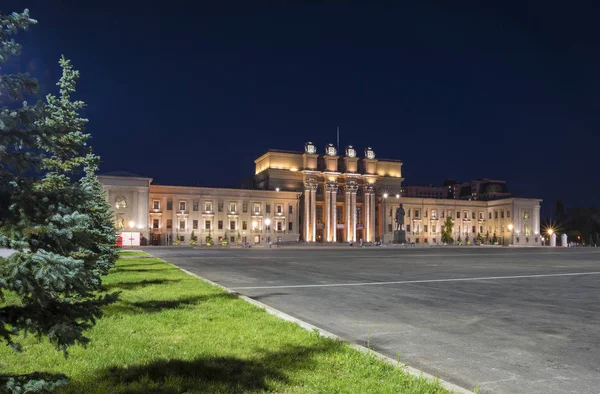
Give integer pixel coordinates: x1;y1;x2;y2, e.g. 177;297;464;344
0;252;451;393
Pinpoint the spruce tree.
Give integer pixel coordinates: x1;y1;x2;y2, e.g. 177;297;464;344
0;10;117;391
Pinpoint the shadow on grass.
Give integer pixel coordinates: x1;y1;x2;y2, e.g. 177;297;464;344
103;279;182;291
68;343;338;393
110;267;178;273
105;293;236;315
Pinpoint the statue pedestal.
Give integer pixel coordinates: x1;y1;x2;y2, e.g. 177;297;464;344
393;230;406;244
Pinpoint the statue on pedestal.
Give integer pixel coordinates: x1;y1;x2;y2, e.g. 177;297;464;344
393;203;406;244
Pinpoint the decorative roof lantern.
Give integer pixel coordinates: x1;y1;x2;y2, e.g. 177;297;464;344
346;145;356;158
305;141;317;154
365;147;376;159
325;143;337;156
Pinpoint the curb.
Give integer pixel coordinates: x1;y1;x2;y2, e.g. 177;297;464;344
145;253;473;394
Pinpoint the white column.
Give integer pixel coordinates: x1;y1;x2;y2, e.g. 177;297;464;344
332;189;337;242
346;190;352;242
365;191;370;242
351;192;357;242
311;189;316;242
304;189;310;241
325;190;331;242
533;204;540;235
372;194;376;241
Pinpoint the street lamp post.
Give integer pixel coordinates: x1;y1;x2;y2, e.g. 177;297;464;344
265;218;271;248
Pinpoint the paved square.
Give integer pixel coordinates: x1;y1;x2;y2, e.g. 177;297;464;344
148;246;600;393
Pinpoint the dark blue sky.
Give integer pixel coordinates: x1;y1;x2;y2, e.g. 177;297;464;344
4;1;600;217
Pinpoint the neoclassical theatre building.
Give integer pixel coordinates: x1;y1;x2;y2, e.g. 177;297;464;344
99;142;542;246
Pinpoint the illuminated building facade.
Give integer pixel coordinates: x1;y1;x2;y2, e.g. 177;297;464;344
99;142;542;246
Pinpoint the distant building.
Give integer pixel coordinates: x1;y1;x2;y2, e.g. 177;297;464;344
99;142;541;246
402;178;511;201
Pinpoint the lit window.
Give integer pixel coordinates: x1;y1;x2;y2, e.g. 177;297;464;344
153;200;160;210
253;203;261;214
179;201;186;211
229;202;236;213
205;201;213;212
115;196;127;209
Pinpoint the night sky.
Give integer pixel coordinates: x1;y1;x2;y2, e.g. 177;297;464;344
4;1;600;217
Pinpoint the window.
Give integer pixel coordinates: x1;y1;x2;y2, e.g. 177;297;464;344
523;211;530;219
229;202;236;213
424;225;428;233
277;222;282;231
431;209;437;219
479;226;483;233
407;224;411;233
389;208;393;217
242;221;248;230
230;236;235;243
501;210;505;218
472;225;476;233
152;219;159;229
167;219;172;229
414;210;419;218
179;220;185;230
457;211;460;219
205;201;213;212
424;209;428;218
218;220;223;230
193;220;198;230
179;236;185;242
407;209;410;217
167;199;173;210
230;220;236;230
179;201;186;211
253;203;261;214
193;200;199;211
205;220;211;230
463;211;468;219
431;224;436;233
388;223;393;232
472;212;476;219
243;203;248;213
266;204;271;214
115;196;127;209
218;201;223;212
489;212;492;219
479;212;483;220
507;210;511;218
495;211;498;219
288;222;293;231
153;200;160;210
288;205;293;214
316;206;323;222
277;204;283;214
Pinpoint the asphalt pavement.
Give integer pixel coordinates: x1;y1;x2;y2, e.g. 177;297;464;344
146;246;600;394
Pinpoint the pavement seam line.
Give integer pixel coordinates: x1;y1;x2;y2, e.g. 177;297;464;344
150;256;473;394
230;271;600;290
